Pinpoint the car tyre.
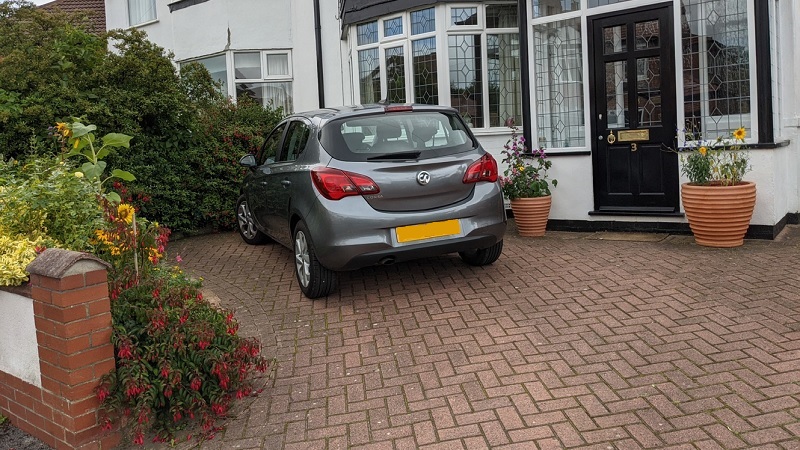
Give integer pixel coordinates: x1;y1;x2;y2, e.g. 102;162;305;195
459;240;503;266
236;195;269;245
294;220;338;299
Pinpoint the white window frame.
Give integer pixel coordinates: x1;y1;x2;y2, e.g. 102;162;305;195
127;0;157;27
180;50;294;112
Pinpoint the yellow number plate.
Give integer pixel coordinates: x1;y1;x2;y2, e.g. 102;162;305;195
396;219;461;243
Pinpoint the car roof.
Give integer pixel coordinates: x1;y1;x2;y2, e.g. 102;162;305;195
289;104;460;125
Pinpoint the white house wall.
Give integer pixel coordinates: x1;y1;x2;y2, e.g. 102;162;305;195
0;290;42;388
103;0;800;232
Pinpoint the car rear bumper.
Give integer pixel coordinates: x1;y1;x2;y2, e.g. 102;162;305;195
305;183;507;271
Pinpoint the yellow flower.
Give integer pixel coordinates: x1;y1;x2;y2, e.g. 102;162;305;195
698;146;708;156
73;138;80;149
517;166;525;172
74;171;84;178
733;127;746;140
117;204;135;224
55;122;72;138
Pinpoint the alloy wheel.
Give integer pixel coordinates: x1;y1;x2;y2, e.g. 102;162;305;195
295;230;311;287
237;201;258;240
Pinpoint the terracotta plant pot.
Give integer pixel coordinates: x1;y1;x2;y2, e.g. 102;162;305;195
680;181;756;248
510;196;552;237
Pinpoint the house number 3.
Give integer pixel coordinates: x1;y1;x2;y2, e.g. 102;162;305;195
631;143;638;152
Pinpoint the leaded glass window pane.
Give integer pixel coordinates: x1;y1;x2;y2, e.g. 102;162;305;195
411;8;435;35
487;5;517;28
385;46;406;103
413;37;438;104
532;0;580;18
234;52;261;80
681;0;752;138
384;17;403;37
534;18;585;148
448;35;483;127
487;34;521;127
451;7;478;26
358;48;381;104
357;21;378;45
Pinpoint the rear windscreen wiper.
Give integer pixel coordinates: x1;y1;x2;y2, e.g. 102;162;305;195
367;151;422;161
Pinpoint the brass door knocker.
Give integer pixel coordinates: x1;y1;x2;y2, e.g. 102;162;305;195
607;131;616;144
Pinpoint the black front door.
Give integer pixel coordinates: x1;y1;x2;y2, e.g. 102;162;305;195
589;4;679;214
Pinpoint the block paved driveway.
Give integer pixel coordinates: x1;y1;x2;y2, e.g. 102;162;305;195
170;223;800;449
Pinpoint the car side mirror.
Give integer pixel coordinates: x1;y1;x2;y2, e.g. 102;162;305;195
239;154;257;167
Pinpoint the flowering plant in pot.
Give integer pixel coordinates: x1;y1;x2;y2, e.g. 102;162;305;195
499;123;557;237
678;127;756;247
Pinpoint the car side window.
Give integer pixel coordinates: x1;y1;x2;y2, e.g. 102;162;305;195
256;123;287;165
278;121;311;162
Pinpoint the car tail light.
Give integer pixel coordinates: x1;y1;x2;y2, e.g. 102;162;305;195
463;153;498;184
311;168;380;200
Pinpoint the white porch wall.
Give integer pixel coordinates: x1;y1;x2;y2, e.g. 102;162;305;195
0;290;41;388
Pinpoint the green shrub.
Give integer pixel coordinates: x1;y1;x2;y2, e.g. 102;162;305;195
0;3;285;234
97;267;270;444
0;155;102;250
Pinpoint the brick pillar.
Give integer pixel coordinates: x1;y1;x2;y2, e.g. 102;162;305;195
25;249;120;450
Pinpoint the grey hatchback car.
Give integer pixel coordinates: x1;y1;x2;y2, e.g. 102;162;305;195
237;104;506;298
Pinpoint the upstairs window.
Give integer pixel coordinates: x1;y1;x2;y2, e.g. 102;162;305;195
128;0;156;26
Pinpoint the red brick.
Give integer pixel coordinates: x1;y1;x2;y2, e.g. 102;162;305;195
50;284;109;308
83;270;108;287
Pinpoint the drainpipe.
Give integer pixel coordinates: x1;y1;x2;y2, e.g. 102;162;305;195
517;0;532;148
314;0;325;108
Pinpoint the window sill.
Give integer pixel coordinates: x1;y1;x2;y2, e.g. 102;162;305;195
128;19;159;29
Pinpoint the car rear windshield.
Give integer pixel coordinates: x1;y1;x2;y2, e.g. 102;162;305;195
319;111;478;162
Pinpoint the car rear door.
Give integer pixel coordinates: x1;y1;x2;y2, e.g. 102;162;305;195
262;118;313;244
248;122;286;235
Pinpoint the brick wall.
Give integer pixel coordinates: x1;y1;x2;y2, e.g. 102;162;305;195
0;249;120;450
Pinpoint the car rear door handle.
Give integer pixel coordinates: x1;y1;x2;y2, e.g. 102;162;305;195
281;180;291;188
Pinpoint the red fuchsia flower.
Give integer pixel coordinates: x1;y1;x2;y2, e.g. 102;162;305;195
225;312;234;323
133;431;144;445
160;366;170;378
34;246;47;255
117;343;133;359
176;255;183;263
198;340;210;350
211;402;227;416
151;288;160;299
197;292;204;301
235;389;245;399
100;418;113;431
125;383;144;398
173;411;182;423
227;324;239;335
96;386;110;402
179;314;188;324
190;378;202;391
163;387;172;398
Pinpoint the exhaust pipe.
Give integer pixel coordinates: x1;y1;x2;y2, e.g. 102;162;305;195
378;256;396;265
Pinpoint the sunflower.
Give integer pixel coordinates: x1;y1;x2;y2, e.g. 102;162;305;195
733;127;746;140
55;122;72;138
117;204;135;224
